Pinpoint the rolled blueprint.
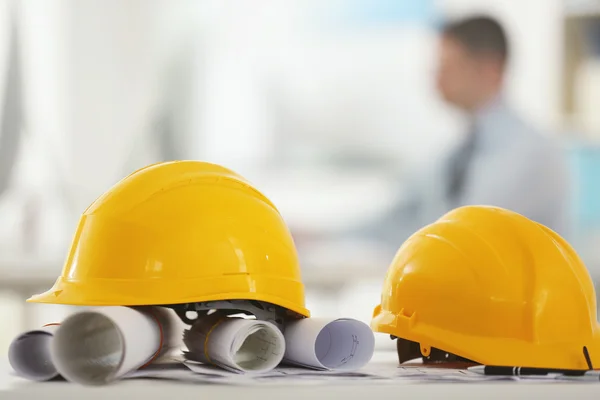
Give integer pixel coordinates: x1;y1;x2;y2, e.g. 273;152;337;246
51;306;176;385
283;318;375;371
183;315;285;374
8;324;61;381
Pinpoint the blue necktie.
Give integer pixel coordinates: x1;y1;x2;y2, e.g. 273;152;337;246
446;127;477;206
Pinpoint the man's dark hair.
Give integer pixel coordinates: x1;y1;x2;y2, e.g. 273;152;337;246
442;15;509;64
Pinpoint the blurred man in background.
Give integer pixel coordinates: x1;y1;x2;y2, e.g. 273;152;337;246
434;15;568;235
360;15;568;248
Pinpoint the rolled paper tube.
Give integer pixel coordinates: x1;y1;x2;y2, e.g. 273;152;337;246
283;318;375;371
50;306;171;385
8;324;61;381
184;316;285;374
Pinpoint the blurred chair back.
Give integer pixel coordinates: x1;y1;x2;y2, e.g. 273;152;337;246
567;140;600;291
569;141;600;231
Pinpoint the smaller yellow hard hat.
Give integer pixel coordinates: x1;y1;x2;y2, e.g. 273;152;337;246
371;205;600;369
28;161;309;318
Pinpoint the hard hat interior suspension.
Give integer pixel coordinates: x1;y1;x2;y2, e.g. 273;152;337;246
164;299;298;331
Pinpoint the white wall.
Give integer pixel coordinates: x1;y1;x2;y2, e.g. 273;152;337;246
7;0;565;206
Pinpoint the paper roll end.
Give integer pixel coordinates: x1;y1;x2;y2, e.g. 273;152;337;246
51;311;125;385
9;332;59;381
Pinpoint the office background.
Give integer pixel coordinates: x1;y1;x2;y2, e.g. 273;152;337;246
0;0;599;353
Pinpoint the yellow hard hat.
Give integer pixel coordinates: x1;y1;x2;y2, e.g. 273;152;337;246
28;161;310;317
371;205;600;369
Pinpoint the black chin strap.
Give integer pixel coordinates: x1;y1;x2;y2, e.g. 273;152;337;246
393;338;596;370
392;336;475;364
583;346;594;370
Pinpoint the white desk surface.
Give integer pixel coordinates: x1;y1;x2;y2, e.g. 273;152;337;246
2;352;600;400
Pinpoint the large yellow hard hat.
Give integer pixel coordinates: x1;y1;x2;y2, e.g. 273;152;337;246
28;161;309;317
372;205;600;369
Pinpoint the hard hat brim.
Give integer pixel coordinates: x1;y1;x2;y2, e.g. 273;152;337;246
27;275;310;318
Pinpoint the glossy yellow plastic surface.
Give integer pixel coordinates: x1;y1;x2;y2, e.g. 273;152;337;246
28;161;310;317
371;205;600;369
